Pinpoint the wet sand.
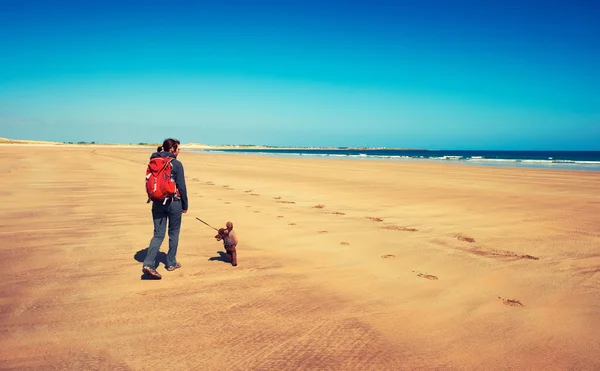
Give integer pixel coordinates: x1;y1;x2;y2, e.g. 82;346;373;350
1;146;599;370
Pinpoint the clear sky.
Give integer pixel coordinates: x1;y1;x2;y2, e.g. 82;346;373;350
1;0;598;149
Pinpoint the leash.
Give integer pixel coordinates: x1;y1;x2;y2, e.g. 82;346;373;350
195;217;219;231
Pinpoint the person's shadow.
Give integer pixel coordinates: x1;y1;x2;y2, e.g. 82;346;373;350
134;248;167;280
208;251;230;264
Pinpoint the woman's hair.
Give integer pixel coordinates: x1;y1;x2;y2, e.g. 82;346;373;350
157;146;163;152
161;138;179;153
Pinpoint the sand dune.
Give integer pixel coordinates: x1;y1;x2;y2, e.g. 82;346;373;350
0;137;61;145
1;146;599;370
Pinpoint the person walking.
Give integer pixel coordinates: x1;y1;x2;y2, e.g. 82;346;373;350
142;138;188;279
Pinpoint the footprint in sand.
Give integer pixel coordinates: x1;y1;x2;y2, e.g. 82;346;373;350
250;193;260;196
313;204;325;209
253;210;261;213
413;271;439;280
273;196;282;200
453;233;475;243
224;202;231;204
381;254;395;259
340;241;350;246
382;225;418;232
318;230;328;233
276;200;295;204
192;178;200;181
288;223;296;226
205;181;214;185
367;216;384;222
245;190;253;193
326;211;345;215
498;296;524;307
519;254;539;260
277;216;284;219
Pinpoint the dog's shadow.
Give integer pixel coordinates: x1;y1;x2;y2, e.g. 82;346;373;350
208;251;230;264
134;248;167;280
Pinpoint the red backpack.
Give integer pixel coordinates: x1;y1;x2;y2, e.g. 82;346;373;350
145;157;178;202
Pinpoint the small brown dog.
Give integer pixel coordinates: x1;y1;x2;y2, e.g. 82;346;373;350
215;221;238;266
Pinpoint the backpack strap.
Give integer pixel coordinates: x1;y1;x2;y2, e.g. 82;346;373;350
161;157;174;172
167;158;180;200
163;158;177;204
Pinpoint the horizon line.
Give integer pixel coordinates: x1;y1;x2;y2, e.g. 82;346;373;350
1;137;599;152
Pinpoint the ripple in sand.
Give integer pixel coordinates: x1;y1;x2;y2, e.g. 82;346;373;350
250;193;260;196
245;190;253;193
288;223;296;226
205;181;214;185
313;204;325;209
277;216;284;219
381;254;395;259
472;248;539;260
382;225;418;232
326;211;345;215
318;230;328;233
224;202;230;204
273;196;282;200
367;217;384;222
499;296;524;307
340;241;350;245
276;200;295;204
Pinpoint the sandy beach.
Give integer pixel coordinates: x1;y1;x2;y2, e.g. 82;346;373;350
1;145;599;370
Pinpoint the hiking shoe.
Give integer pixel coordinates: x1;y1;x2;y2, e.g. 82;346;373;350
142;266;162;279
166;262;181;271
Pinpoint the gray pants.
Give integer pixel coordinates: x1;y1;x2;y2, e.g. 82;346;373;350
143;199;183;269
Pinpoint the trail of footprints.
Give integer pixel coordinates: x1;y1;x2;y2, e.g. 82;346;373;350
198;179;531;307
200;180;539;263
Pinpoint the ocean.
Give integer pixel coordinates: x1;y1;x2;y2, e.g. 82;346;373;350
194;148;600;172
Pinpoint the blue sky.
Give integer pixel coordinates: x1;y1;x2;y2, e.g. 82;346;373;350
1;0;598;149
